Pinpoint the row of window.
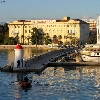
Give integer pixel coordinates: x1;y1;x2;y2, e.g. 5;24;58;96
12;29;77;34
10;24;78;28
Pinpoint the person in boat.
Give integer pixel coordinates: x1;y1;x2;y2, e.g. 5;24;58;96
24;76;29;82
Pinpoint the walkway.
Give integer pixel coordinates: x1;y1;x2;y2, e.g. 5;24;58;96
13;47;76;72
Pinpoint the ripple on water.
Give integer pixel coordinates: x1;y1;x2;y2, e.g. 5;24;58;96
0;66;100;100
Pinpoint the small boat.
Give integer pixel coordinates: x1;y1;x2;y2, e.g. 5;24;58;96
21;81;32;87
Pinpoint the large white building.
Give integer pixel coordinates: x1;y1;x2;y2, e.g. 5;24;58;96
8;17;89;45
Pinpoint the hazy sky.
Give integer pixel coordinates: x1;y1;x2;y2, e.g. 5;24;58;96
0;0;100;22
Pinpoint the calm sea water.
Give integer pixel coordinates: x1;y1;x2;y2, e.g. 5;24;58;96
0;49;100;100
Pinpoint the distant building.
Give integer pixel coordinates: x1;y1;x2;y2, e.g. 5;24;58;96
8;17;89;45
82;18;97;31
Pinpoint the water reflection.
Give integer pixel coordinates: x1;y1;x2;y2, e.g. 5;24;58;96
1;48;100;100
0;66;100;99
35;66;100;100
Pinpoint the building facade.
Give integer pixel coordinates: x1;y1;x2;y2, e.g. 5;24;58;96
8;17;89;45
82;18;97;31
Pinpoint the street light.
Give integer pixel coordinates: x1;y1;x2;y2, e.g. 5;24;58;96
75;35;76;46
34;31;37;47
29;41;32;59
20;20;25;44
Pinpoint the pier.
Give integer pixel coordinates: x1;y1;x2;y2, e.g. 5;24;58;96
1;47;77;72
12;47;77;73
1;46;100;73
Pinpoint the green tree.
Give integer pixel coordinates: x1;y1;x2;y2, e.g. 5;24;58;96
31;27;39;47
4;37;15;45
0;23;9;44
58;35;63;45
44;33;52;45
71;37;79;46
52;35;58;44
86;36;97;44
58;35;62;41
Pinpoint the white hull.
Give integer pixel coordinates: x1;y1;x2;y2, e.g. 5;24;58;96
81;55;100;62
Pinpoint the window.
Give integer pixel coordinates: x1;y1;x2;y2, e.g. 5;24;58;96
29;26;31;28
25;30;27;33
67;30;69;33
18;26;20;28
29;30;31;33
74;24;76;27
53;30;54;33
70;30;72;33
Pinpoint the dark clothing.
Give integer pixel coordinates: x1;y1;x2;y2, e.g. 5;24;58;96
24;76;29;82
17;60;20;68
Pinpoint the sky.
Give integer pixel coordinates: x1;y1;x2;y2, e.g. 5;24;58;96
0;0;100;23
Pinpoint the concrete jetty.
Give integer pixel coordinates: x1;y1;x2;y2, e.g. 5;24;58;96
2;46;100;73
1;47;76;72
13;48;75;73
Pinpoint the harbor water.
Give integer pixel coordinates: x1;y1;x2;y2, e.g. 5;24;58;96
0;49;100;100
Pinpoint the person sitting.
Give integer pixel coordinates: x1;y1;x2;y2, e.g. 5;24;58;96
24;76;29;82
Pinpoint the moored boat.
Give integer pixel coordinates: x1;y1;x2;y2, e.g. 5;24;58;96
81;51;100;62
80;43;100;62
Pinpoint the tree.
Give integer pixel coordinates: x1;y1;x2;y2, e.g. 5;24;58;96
4;37;15;45
31;27;39;47
0;23;9;44
44;33;52;45
71;37;79;46
15;33;19;44
58;35;62;41
52;35;58;44
58;35;63;45
86;31;97;44
86;36;97;44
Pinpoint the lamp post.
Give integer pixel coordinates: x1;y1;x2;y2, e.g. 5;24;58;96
22;20;25;44
75;35;76;46
52;37;53;48
34;31;37;47
29;41;32;59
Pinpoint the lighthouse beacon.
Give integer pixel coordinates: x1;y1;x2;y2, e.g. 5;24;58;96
14;44;23;68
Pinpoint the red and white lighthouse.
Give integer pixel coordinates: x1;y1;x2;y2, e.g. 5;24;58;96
14;44;24;68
